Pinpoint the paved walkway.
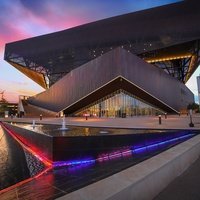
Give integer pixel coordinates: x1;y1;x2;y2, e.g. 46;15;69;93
154;155;200;200
1;114;200;130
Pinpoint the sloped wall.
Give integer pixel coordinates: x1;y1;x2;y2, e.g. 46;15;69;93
28;48;194;113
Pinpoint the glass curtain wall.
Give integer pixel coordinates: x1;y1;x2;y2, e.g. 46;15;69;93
75;89;164;117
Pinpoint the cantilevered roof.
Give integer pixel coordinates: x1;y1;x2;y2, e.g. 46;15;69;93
4;0;200;88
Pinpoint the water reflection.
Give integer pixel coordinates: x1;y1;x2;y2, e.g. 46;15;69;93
13;123;169;137
0;125;46;190
84;127;90;136
0;123;197;199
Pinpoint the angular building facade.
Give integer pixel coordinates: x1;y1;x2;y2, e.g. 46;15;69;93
4;0;200;117
197;75;200;105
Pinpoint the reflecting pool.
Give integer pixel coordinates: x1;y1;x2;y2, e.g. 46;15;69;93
0;123;198;199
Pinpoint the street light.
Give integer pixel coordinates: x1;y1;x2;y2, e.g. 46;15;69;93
158;115;162;125
189;109;194;127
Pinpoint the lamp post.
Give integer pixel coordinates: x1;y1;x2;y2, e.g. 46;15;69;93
189;109;194;127
84;113;89;120
158;115;162;125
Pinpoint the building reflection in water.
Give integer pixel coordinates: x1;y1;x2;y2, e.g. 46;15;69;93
0;125;47;190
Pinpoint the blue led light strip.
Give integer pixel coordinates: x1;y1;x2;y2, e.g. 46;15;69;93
53;159;96;167
132;134;194;153
53;133;195;167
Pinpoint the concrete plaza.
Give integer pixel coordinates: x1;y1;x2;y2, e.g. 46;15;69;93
1;114;200;130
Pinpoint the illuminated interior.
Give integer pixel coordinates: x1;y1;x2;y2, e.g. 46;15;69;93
75;89;164;117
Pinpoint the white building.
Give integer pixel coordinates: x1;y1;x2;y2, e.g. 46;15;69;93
197;76;200;104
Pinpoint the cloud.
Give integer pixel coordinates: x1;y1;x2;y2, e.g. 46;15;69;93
0;65;44;103
0;21;31;51
0;84;43;103
2;91;19;103
11;81;29;86
0;0;54;51
0;0;182;51
17;89;38;96
0;0;191;103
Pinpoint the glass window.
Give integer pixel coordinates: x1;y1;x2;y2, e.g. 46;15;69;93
75;89;164;117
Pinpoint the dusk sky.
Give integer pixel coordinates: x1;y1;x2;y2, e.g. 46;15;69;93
0;0;199;103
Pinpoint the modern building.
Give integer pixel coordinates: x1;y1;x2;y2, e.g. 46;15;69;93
4;0;200;117
197;76;200;105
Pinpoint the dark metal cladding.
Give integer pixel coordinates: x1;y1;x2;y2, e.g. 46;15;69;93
28;48;194;114
4;0;200;87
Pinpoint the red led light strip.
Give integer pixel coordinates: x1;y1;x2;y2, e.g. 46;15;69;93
0;122;52;166
0;166;50;195
0;122;53;195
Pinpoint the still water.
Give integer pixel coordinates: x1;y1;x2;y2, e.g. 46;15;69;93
0;125;45;190
14;122;171;136
0;124;197;199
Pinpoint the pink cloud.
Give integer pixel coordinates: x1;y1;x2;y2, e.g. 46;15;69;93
0;0;98;53
0;22;32;52
18;1;97;31
1;90;36;103
17;89;38;96
1;0;188;104
3;91;19;103
11;81;29;86
0;1;107;103
0;68;44;103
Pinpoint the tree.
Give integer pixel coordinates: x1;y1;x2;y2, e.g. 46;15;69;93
0;90;8;117
187;102;199;111
0;90;7;103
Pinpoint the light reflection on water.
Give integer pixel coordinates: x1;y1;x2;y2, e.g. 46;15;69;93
0;122;197;198
0;125;46;190
13;123;170;137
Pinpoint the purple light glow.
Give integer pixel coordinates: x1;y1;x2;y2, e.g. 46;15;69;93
132;133;194;153
53;159;95;168
97;149;132;162
53;133;195;167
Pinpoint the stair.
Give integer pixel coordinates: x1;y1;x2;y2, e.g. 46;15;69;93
21;100;57;118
